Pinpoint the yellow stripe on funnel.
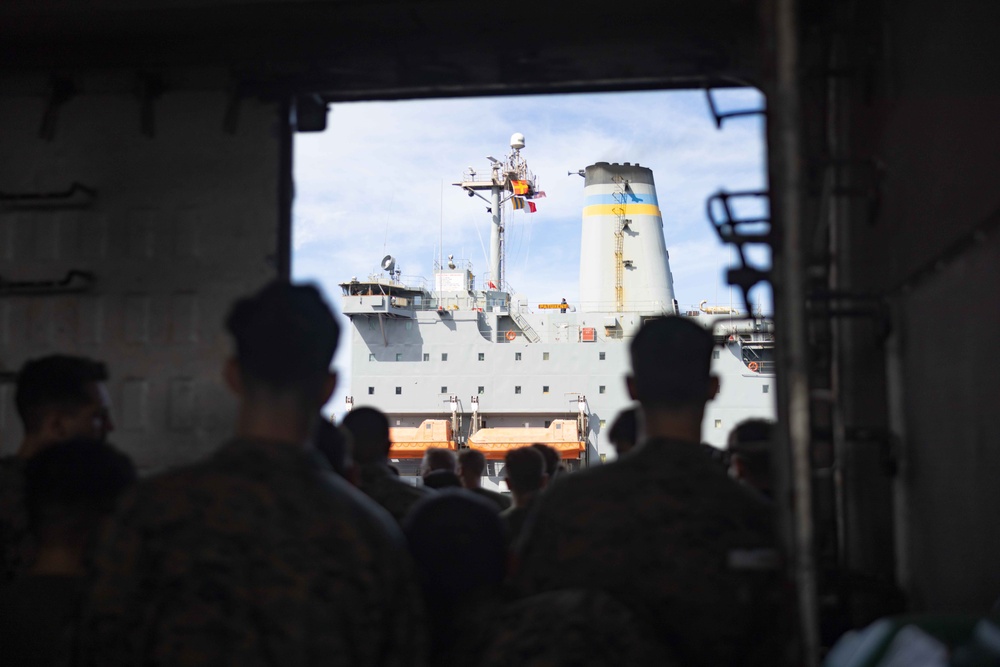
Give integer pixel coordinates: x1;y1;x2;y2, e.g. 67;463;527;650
582;204;661;217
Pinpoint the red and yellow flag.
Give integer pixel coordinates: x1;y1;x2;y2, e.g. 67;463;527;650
511;180;529;195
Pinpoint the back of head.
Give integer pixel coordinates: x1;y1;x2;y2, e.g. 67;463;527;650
728;419;775;453
504;446;545;495
457;448;486;478
629;316;715;408
727;419;775;490
403;492;506;602
529;443;561;478
422;447;457;474
16;355;108;435
225;281;339;397
341;406;390;465
608;406;639;455
24;438;137;548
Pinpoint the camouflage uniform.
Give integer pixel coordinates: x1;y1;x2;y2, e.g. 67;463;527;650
513;438;783;666
479;589;676;667
78;439;427;667
358;462;435;524
0;457;31;582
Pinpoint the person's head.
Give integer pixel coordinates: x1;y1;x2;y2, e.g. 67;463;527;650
727;419;775;496
403;491;506;610
457;448;487;488
341;406;391;465
504;446;547;502
529;443;561;479
608;406;639;456
224;281;339;414
15;355;113;453
24;438;136;571
627;316;719;413
422;447;457;476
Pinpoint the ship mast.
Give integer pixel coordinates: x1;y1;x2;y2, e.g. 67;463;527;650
454;133;535;292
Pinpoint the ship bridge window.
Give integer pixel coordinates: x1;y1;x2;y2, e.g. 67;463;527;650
713;350;720;359
442;353;448;361
369;353;375;362
368;387;374;394
543;352;550;361
406;321;412;330
423;353;430;361
369;318;376;330
395;386;402;395
515;386;522;394
478;386;484;395
599;385;606;394
515;352;522;361
478;352;485;361
543;385;549;393
599;352;606;360
441;386;448;393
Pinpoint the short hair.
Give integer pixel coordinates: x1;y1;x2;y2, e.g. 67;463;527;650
530;443;561;478
423;447;457;473
24;438;136;539
457;449;486;477
504;447;545;495
629;316;714;407
225;281;339;393
728;419;775;454
15;355;109;434
608;407;638;452
341;407;391;464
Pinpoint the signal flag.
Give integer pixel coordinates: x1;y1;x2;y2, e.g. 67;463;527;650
511;180;529;195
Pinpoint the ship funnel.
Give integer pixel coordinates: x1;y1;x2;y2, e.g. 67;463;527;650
578;163;676;314
510;133;525;150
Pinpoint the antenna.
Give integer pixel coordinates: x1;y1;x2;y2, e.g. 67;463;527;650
381;255;396;273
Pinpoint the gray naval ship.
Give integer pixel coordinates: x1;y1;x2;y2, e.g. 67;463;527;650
340;134;775;483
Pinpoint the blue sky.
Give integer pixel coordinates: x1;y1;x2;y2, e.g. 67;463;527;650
292;89;770;414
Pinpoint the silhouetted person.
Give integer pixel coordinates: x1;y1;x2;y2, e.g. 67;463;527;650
727;419;775;500
342;406;434;522
514;317;780;666
608;406;639;457
500;446;547;547
421;447;461;489
313;417;355;481
559;297;567;313
0;438;135;666
1;355;113;581
529;443;563;482
458;448;511;511
404;492;506;667
79;281;427;666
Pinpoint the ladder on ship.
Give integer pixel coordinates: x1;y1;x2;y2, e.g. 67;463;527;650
612;176;628;312
510;308;541;343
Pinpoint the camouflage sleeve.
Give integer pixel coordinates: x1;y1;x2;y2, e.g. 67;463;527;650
509;488;568;597
75;488;156;666
363;509;429;667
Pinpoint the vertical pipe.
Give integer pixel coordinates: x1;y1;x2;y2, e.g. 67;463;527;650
277;97;294;281
490;185;502;288
772;0;820;663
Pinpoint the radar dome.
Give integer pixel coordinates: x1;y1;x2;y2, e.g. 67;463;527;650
510;133;525;150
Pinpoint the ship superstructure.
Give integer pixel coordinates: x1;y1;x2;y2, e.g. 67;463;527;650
340;135;775;483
